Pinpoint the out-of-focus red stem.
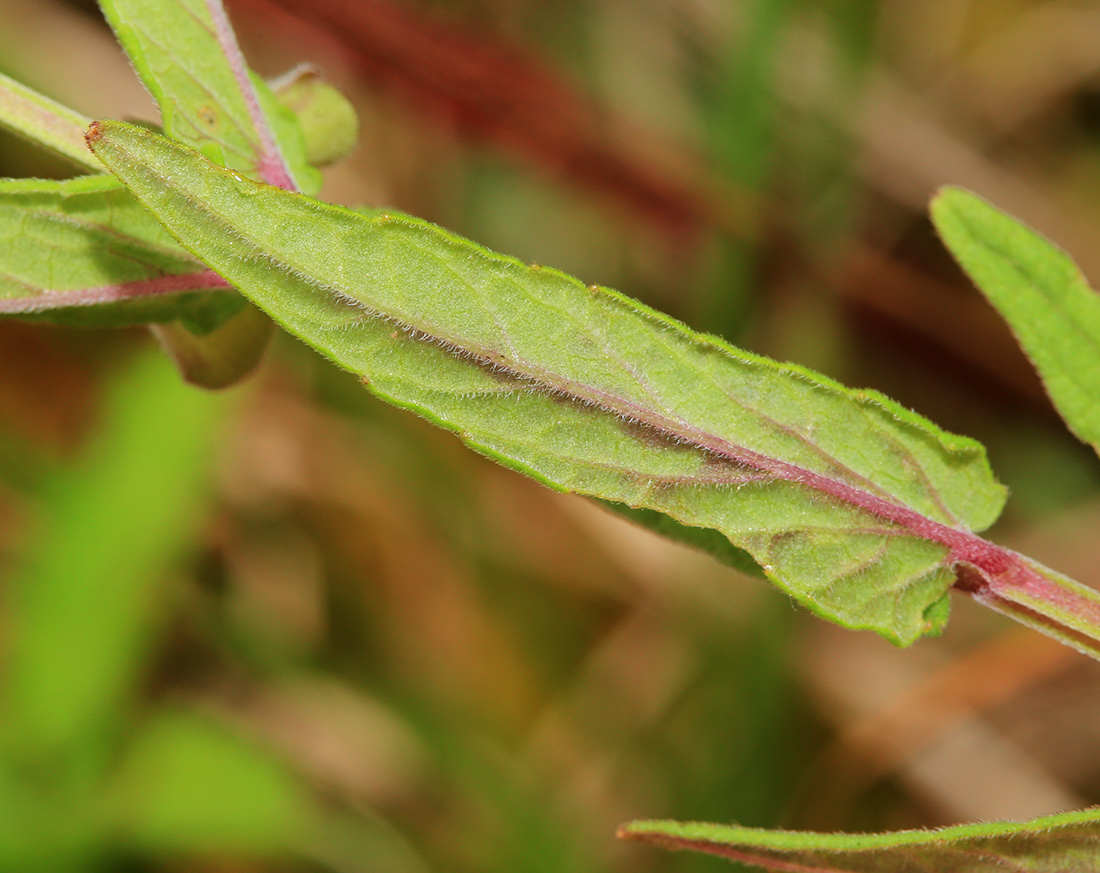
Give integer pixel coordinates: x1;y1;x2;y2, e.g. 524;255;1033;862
232;0;743;240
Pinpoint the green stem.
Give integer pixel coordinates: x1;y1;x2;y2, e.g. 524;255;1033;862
0;72;98;172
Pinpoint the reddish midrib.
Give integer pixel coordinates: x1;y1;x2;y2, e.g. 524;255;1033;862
501;353;1012;576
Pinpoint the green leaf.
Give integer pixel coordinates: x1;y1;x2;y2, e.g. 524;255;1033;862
0;71;100;172
0;174;241;327
931;187;1100;455
99;0;314;384
86;120;1016;647
109;710;311;854
618;809;1100;872
99;0;313;191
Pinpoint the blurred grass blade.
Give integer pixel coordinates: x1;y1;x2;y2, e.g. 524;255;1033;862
932;187;1100;455
0;174;242;327
619;809;1100;872
110;710;311;854
85;121;1033;648
0;71;99;172
3;346;237;757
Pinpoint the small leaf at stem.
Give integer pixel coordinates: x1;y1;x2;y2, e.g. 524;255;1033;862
86;120;1023;646
931;187;1100;455
150;304;273;389
271;66;359;168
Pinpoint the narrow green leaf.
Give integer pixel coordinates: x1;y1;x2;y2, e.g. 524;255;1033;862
619;809;1100;872
86;121;1018;646
0;174;241;327
931;187;1100;454
0;71;99;172
99;0;308;191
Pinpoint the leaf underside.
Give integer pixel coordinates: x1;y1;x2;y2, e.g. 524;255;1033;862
0;174;239;329
620;808;1100;873
87;120;1010;646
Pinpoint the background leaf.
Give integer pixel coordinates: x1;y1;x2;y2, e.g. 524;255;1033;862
931;187;1100;455
2;345;236;758
109;710;311;854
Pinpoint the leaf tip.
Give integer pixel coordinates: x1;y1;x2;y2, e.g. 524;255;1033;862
84;120;105;149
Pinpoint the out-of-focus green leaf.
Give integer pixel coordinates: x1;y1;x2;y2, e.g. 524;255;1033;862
3;345;237;757
932;187;1100;455
109;710;310;854
0;174;241;327
619;808;1100;872
272;66;359;168
0;71;99;172
87;121;1018;647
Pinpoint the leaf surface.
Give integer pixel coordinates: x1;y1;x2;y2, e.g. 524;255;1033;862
619;810;1100;872
0;174;239;327
87;120;1013;646
931;187;1100;454
98;0;313;191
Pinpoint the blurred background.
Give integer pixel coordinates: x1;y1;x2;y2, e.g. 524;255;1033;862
3;0;1100;870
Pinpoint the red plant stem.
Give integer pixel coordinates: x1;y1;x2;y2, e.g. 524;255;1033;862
232;0;725;238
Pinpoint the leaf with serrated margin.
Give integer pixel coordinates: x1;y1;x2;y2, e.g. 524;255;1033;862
932;187;1100;455
0;174;240;328
619;809;1100;872
88;121;1012;646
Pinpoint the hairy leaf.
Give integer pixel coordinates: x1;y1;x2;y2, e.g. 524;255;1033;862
932;187;1100;455
619;810;1100;872
86;120;1017;646
99;0;310;191
0;174;240;327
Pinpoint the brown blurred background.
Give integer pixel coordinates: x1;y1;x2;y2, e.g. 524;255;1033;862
2;0;1100;870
